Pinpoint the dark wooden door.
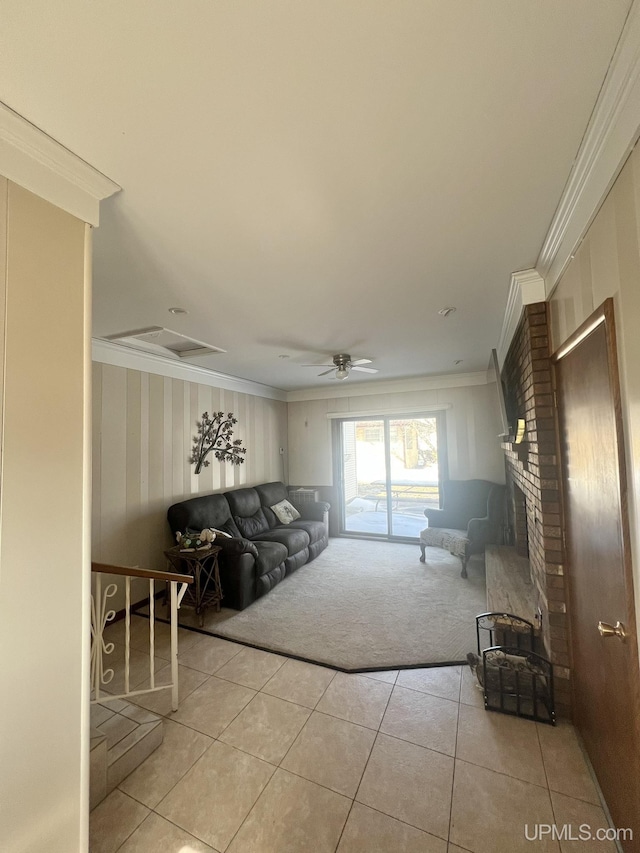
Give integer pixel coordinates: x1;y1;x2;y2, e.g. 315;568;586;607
554;299;640;850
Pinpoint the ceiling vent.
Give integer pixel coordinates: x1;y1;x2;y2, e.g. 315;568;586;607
103;326;226;359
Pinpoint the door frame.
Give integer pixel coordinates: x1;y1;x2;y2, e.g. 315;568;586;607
552;296;640;742
333;410;448;542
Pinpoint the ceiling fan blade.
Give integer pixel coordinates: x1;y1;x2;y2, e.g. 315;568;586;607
301;363;333;367
317;368;336;376
350;358;372;365
351;366;378;373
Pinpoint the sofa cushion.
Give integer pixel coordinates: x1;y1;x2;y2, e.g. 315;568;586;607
288;519;326;545
234;507;269;539
284;548;309;575
219;517;242;538
225;486;261;518
254;481;288;508
255;526;310;556
262;505;279;528
168;493;233;537
252;540;288;577
256;564;286;598
308;538;328;562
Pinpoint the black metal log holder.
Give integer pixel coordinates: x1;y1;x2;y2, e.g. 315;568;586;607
476;611;535;655
481;646;555;725
474;613;555;725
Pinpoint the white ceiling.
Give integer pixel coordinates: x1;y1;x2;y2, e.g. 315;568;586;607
1;1;632;389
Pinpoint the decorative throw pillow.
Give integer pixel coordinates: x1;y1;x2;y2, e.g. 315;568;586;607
270;499;301;525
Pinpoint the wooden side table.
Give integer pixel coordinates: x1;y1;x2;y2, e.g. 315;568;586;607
164;544;223;626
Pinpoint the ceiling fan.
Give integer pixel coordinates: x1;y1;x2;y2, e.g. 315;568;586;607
301;353;379;380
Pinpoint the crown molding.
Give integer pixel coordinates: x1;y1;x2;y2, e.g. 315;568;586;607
326;403;452;419
94;338;487;404
537;0;640;291
497;269;546;368
92;339;287;402
0;102;120;225
286;371;490;403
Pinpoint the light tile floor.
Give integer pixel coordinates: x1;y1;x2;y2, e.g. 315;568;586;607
91;627;616;853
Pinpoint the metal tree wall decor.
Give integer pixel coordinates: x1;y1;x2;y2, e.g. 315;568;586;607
190;411;247;474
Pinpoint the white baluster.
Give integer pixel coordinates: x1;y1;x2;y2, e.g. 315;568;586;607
92;573;101;701
125;576;131;694
170;582;179;711
149;578;155;689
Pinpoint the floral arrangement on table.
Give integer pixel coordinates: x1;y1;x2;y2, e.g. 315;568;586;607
175;528;217;552
190;411;247;474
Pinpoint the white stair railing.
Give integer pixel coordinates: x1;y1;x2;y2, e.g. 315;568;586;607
91;562;192;711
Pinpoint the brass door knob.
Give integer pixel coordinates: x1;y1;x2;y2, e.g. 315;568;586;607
598;621;628;641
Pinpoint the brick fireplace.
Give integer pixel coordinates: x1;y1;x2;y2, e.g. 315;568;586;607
509;481;529;558
502;302;571;716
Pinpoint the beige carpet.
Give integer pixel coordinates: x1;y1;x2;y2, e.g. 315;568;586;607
181;538;487;670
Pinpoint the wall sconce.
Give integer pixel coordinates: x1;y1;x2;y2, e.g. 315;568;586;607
514;418;526;444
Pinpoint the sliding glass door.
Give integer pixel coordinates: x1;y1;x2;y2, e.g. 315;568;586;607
339;413;445;539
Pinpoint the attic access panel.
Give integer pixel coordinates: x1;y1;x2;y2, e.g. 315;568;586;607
104;326;226;359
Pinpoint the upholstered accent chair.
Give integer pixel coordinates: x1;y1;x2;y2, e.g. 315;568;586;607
419;479;505;578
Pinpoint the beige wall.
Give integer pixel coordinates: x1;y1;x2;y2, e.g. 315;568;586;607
549;146;640;664
288;381;505;487
0;181;90;852
92;362;288;579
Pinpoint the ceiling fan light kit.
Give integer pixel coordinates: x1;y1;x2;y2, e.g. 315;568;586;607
301;353;379;381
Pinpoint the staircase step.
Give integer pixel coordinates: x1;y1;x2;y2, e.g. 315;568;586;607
90;700;163;808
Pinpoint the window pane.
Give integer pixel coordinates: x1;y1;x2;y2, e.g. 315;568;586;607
387;417;440;537
341;420;388;535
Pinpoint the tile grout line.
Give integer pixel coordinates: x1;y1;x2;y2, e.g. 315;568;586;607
446;667;463;846
177;643;247;677
119;728;217;814
536;722;557;822
150;735;276;850
347;759;452;842
390;680;463;703
332;799;356;852
350;674;397;807
453;754;558;792
539;724;619;849
274;685;328;771
153;785;229;851
220;754;278;853
111;804;154;853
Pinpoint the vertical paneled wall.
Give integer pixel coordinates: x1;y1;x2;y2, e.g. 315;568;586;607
92;362;288;574
287;382;506;487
